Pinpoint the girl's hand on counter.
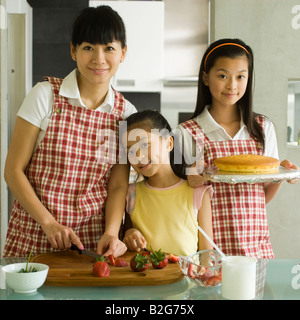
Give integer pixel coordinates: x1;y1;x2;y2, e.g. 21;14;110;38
97;233;127;258
280;159;299;184
123;228;147;251
42;220;84;250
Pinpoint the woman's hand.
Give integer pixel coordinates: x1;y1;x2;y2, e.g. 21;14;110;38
123;228;147;251
4;117;84;251
280;159;299;184
42;220;84;250
97;233;127;258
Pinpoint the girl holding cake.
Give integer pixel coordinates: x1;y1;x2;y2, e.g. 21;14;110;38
178;38;298;258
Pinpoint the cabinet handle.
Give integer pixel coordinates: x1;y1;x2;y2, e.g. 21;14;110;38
116;79;135;86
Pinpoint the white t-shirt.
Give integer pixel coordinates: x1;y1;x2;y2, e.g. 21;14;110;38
17;69;137;150
177;106;279;165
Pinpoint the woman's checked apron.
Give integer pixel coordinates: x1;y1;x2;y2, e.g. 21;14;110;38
4;76;125;257
180;116;274;259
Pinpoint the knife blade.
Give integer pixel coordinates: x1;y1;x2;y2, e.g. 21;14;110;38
70;244;103;259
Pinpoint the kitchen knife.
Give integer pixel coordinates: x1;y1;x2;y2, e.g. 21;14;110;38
135;240;149;253
70;244;103;259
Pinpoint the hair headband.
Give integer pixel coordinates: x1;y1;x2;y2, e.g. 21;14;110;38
204;43;249;71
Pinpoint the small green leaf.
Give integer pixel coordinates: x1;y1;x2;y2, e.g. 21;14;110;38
18;251;37;273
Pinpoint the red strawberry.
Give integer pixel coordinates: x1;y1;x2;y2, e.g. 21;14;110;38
141;250;151;256
93;256;110;277
107;254;115;266
114;258;129;267
205;275;222;286
130;253;149;272
150;247;168;269
168;254;179;263
198;267;213;281
214;269;222;276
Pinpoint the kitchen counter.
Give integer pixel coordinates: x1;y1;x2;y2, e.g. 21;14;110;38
1;258;300;300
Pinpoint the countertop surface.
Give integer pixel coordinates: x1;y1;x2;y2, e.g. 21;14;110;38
1;258;300;300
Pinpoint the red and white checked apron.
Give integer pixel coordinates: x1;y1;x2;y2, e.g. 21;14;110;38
4;77;125;257
180;116;274;259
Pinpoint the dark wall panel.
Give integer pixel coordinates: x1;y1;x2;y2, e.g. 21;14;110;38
120;92;161;112
27;0;88;85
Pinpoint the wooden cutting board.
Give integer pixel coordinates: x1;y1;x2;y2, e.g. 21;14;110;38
31;250;184;286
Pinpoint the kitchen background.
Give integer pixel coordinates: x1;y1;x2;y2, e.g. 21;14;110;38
0;0;299;258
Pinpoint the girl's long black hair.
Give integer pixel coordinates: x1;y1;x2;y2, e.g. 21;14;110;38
192;38;265;150
125;110;187;179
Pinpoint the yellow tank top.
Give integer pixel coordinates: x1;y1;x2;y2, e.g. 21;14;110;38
131;180;198;256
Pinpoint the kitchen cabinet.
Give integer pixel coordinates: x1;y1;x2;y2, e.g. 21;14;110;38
89;1;164;92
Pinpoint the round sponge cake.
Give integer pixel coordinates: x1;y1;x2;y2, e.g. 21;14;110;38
213;154;280;173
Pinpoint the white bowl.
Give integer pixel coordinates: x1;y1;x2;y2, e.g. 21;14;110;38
2;263;49;293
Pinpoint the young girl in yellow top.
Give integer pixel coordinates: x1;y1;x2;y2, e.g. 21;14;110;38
121;110;213;256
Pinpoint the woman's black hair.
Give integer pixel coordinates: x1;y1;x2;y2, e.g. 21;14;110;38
192;38;265;150
71;5;126;48
125;110;187;179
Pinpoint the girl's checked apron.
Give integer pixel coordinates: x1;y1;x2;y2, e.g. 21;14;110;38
180;116;274;259
4;76;125;257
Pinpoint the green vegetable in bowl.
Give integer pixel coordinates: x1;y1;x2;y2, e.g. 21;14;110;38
18;251;37;273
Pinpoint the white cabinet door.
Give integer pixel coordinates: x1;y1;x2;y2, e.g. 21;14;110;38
89;1;164;92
